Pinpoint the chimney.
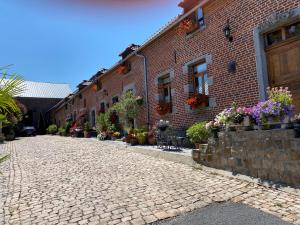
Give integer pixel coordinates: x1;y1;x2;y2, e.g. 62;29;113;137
178;0;200;13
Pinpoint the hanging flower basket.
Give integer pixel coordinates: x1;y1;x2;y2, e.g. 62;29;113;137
187;94;209;109
176;18;198;35
156;102;172;115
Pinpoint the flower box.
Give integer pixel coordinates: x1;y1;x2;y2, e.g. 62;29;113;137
187;94;209;109
156;102;172;115
177;18;199;35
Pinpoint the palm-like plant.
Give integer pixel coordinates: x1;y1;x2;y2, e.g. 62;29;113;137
0;72;25;115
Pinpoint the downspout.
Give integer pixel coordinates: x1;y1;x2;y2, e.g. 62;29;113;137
135;52;150;128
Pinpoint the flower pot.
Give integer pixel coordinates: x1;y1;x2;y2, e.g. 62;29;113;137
192;149;201;163
294;123;300;138
147;135;156;145
111;136;117;141
84;131;91;138
211;128;219;139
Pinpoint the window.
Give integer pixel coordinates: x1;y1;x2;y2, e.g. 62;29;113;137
187;7;205;34
65;104;68;110
286;21;300;39
83;98;87;108
191;62;209;95
158;75;172;103
265;21;300;47
112;96;119;104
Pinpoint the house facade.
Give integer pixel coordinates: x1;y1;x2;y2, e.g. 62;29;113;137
51;0;300;129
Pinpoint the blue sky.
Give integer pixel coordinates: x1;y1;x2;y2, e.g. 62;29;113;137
0;0;181;90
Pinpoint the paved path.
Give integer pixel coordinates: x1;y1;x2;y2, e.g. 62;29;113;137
152;202;293;225
0;136;300;225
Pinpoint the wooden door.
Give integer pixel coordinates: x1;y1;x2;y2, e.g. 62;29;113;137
267;37;300;113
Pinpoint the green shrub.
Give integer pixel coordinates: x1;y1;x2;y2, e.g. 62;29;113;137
58;127;67;136
96;113;107;133
136;132;148;145
47;124;58;135
186;122;211;144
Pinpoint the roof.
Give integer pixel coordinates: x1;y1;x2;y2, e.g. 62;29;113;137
13;80;72;99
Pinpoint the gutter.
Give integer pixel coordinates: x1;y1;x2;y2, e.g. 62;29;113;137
134;52;150;127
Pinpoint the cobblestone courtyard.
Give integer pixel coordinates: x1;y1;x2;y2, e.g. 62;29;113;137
1;136;300;225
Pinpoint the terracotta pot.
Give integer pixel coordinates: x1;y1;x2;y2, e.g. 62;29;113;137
147;136;156;145
84;131;91;138
192;149;201;163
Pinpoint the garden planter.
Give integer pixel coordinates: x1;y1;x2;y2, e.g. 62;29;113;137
192;149;201;163
84;131;91;138
147;135;156;145
294;123;300;138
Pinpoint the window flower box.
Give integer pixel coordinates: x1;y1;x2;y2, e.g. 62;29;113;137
156;102;172;115
187;94;209;109
176;18;199;35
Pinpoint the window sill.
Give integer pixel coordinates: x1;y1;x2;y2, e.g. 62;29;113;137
185;25;206;40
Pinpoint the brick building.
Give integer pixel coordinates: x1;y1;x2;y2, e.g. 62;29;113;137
51;0;300;129
15;81;71;133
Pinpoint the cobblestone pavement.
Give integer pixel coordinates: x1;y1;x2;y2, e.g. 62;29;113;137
1;136;300;225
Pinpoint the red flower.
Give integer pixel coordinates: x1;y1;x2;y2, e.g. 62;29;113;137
187;94;209;109
156;102;172;115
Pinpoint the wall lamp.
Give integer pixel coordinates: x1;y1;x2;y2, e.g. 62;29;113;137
223;19;233;42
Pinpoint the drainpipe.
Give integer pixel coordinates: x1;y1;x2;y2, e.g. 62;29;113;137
134;52;150;128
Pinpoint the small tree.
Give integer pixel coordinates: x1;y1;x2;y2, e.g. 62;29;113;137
114;91;141;128
96;113;107;133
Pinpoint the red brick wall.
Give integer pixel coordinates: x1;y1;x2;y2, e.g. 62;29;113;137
53;0;300;130
53;56;147;128
142;0;300;128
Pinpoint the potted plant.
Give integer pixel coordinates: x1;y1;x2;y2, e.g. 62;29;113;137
111;132;120;141
156;120;170;132
267;87;295;129
47;124;58;135
187;122;211;148
83;122;91;138
137;132;148;145
187;122;211;162
293;114;300;138
186;94;209;109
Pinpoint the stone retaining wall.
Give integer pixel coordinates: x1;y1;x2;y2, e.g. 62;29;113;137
196;130;300;187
